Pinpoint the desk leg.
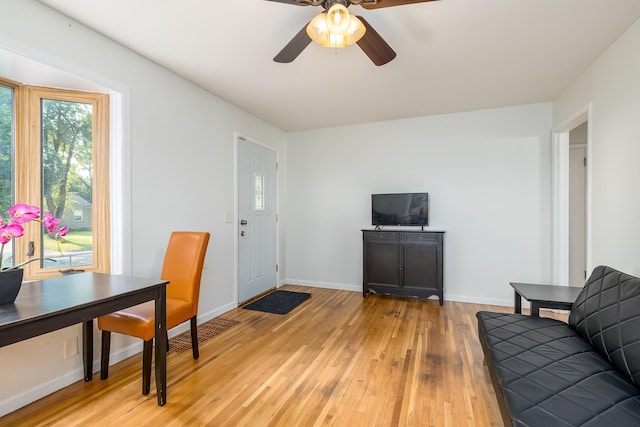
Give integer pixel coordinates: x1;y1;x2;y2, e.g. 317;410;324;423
531;303;540;317
82;320;93;381
155;285;167;406
514;292;522;314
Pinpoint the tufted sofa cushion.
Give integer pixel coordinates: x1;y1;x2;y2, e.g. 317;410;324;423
569;265;640;386
477;311;640;426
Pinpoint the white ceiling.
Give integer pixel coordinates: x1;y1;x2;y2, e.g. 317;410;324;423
35;0;640;131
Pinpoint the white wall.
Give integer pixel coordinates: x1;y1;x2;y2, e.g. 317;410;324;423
285;103;553;304
0;0;287;415
553;18;640;277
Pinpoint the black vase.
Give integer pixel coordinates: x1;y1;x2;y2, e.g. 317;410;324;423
0;268;24;305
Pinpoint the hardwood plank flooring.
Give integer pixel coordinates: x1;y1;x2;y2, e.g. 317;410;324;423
0;285;567;426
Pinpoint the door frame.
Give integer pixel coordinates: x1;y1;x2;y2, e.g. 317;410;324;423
551;104;592;286
234;132;280;305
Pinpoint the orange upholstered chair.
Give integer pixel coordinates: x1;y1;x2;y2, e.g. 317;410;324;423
97;231;210;394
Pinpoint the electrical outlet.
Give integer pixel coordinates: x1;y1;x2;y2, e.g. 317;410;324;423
63;337;78;359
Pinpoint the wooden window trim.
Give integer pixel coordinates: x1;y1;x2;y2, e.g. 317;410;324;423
12;85;110;279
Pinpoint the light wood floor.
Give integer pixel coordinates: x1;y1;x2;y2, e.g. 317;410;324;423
0;285;567;426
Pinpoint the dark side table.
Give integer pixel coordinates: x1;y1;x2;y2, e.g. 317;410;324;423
510;282;583;317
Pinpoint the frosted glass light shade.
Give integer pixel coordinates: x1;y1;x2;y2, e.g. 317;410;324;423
306;13;330;45
326;4;351;35
306;10;366;48
344;16;366;45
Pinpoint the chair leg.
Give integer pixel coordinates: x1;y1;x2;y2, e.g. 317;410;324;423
190;316;199;360
142;339;153;395
100;331;111;380
166;331;170;353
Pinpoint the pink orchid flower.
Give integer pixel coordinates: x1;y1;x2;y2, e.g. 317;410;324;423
8;204;40;224
42;212;62;233
56;226;69;239
1;203;67;271
0;223;25;245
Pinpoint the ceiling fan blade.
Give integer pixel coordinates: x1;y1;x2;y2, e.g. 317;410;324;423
360;0;438;10
274;24;312;63
355;16;396;66
263;0;314;5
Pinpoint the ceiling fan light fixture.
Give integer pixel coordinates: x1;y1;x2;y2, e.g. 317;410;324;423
326;4;351;34
344;15;366;45
306;13;329;44
325;33;347;48
306;9;366;48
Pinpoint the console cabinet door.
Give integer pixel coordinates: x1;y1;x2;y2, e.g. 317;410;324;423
402;243;439;290
366;242;400;287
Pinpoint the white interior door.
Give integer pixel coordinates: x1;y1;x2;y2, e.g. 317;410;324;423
238;138;277;303
569;144;587;286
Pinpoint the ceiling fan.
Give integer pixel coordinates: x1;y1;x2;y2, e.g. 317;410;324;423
266;0;439;66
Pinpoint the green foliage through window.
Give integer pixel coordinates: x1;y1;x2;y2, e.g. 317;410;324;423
0;84;13;215
41;99;93;219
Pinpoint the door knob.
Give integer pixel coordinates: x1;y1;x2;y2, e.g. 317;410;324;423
240;219;248;226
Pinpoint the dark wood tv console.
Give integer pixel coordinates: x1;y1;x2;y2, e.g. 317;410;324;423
362;229;444;304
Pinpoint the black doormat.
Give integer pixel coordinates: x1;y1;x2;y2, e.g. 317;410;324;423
243;290;311;315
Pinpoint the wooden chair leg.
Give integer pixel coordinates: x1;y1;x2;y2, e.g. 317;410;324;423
142;339;153;395
100;331;111;380
190;316;199;360
166;331;170;353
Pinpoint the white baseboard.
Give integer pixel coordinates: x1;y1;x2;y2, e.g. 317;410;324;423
0;366;85;417
284;278;523;309
283;278;361;293
444;293;515;308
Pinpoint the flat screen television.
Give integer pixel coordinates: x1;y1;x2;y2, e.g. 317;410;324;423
372;193;429;228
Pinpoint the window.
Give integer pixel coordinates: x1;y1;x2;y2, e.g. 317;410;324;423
0;82;16;268
255;174;264;211
1;77;110;279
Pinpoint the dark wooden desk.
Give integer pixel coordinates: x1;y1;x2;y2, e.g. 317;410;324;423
510;282;582;317
0;272;168;406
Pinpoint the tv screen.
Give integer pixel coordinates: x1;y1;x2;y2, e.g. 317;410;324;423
372;193;429;227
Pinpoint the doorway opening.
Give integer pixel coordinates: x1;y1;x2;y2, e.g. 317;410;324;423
552;106;591;287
